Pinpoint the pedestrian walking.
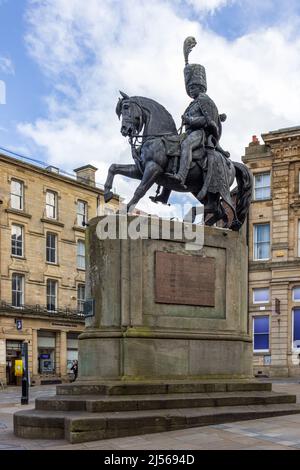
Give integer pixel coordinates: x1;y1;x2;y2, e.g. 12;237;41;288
70;360;78;382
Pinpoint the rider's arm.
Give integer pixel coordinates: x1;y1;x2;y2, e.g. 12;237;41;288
185;115;206;129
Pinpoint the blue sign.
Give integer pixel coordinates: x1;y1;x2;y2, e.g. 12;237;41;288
16;319;22;331
40;354;50;359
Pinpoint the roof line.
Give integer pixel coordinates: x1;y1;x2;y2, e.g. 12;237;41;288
0;145;115;193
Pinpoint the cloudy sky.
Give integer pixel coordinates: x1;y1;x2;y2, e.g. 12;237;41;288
0;0;300;215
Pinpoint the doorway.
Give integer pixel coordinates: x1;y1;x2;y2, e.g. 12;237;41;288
6;340;23;385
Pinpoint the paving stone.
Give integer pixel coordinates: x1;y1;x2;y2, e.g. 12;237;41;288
2;382;300;449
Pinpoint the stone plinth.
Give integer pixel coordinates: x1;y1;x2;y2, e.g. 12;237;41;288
15;216;300;444
79;215;252;381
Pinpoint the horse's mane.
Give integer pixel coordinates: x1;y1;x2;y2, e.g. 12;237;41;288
131;96;178;136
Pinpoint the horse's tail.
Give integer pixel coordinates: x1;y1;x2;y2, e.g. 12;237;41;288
231;161;253;230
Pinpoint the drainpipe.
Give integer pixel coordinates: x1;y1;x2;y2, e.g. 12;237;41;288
97;194;101;216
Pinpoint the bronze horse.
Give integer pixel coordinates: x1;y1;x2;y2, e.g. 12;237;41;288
104;92;252;229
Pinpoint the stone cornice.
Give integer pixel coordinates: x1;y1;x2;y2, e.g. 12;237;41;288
262;127;300;144
249;260;300;271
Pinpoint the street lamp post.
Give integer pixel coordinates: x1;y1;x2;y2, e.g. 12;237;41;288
21;342;29;405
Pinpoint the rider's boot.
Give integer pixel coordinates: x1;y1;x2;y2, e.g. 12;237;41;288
165;147;190;189
165;173;187;189
149;187;172;205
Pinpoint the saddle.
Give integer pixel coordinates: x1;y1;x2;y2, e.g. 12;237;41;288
161;134;202;160
162;133;231;174
161;134;205;174
161;134;184;157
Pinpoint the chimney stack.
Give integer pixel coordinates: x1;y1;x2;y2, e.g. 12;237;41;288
74;164;98;187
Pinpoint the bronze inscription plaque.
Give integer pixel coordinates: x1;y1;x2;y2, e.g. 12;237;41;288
155;252;215;307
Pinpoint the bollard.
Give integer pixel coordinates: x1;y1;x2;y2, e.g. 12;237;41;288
21;342;29;405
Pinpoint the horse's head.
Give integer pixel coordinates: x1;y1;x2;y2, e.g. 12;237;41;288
116;91;143;137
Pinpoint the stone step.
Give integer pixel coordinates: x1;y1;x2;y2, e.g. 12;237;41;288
35;391;296;413
56;380;272;396
14;403;300;444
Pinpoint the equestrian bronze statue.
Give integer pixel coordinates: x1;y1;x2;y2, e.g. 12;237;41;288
104;37;253;230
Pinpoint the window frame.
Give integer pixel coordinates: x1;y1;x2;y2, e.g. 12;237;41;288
46;279;58;312
45;190;57;220
11;224;24;258
292;308;300;351
254;172;271;201
46;232;57;264
12;273;24;308
10;179;24;211
77;284;86;313
253;315;270;353
77;200;88;227
253;287;270;304
77;240;86;270
253;223;271;261
292;287;300;302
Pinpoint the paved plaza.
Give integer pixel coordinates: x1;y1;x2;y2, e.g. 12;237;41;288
1;380;300;450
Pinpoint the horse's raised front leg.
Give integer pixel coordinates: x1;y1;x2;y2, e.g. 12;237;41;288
126;162;163;213
104;164;142;203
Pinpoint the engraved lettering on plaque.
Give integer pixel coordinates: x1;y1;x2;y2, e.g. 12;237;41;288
155;252;215;307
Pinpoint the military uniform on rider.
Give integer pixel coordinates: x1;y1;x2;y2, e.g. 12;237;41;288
166;55;221;187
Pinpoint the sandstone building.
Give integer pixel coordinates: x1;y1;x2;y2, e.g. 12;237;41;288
0;151;119;385
243;127;300;377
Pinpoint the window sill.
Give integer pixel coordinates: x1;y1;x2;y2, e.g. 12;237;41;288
46;262;60;267
77;268;86;272
11;256;26;260
41;218;65;228
72;225;86;233
252;259;271;262
253;302;270;306
253;351;270;356
6;208;32;219
252;198;272;203
250;308;272;314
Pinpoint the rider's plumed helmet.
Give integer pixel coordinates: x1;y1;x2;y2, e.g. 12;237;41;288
183;37;207;93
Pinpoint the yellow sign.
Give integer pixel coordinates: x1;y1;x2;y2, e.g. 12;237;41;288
15;360;23;377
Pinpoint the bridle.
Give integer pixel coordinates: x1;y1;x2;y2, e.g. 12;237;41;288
121;99;176;149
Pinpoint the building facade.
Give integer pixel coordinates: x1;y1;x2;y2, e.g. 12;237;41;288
0;152;119;385
243;127;300;377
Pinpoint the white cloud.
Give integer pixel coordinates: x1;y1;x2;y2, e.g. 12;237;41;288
19;0;300;215
184;0;234;13
0;57;14;74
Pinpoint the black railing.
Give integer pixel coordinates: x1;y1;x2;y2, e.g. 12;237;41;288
0;301;85;321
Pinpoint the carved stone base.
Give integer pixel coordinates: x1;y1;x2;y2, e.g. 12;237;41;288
80;215;252;380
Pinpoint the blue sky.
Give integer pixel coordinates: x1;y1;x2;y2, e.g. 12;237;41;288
0;0;48;152
0;0;300;214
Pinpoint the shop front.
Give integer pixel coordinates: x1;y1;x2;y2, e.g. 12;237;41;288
6;339;23;385
37;331;56;375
